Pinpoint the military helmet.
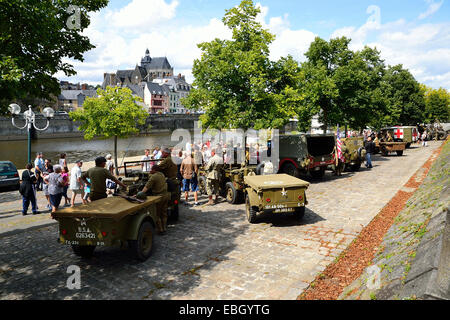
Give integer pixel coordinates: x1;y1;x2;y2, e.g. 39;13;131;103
136;191;147;200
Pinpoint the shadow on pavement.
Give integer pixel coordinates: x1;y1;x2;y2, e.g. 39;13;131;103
0;199;248;300
255;207;325;228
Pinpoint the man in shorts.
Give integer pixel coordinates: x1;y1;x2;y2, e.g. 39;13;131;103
180;152;199;206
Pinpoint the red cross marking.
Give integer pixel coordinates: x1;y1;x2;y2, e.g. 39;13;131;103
394;129;403;139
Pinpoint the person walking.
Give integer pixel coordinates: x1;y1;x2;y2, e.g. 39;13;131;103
364;137;375;169
81;157;126;202
180;152;199;206
141;149;152;173
69;160;85;207
34;152;44;191
45;165;65;213
19;163;39;215
42;160;53;210
59;153;67;168
61;166;70;207
204;148;223;205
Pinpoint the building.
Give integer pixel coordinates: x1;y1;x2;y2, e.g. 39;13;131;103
60;81;95;91
102;49;174;88
102;49;192;113
57;90;98;111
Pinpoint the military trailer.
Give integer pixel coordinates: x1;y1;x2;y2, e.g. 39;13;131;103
244;174;309;223
276;134;336;179
53;196;160;261
381;126;419;148
340;137;366;171
120;159;180;221
375;141;407;156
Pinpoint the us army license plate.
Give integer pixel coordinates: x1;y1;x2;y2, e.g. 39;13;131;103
274;208;294;213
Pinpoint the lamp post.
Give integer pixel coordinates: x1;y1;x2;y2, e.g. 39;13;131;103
8;104;55;164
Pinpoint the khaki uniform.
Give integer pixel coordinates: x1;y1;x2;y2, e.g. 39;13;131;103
144;172;170;232
159;155;181;198
81;166;116;201
205;154;223;196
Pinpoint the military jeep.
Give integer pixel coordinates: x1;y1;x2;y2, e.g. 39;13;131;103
274;134;336;179
341;137;366;171
198;163;258;204
244;174;309;223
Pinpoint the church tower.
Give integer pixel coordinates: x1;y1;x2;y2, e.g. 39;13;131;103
141;48;152;69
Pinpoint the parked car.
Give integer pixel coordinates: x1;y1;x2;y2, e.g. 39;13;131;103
0;161;20;191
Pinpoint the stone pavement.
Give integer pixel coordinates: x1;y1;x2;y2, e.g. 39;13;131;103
0;141;442;300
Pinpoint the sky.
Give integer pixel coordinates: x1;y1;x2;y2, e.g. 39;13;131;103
57;0;450;90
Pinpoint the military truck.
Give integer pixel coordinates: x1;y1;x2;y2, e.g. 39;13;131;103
120;159;180;221
341;137;366;171
53;195;160;261
275;134;336;179
381;126;419;148
244;174;309;223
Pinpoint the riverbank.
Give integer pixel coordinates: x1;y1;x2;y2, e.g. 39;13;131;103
0;113;200;141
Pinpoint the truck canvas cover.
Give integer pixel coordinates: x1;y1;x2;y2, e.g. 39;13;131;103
53;196;162;221
244;174;309;191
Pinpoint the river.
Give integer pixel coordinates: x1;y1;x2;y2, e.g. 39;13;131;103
0;133;184;168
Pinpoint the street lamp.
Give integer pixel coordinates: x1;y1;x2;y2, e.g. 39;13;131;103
8;104;55;164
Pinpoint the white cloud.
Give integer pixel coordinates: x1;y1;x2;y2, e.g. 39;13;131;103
418;0;444;20
60;2;450;91
109;0;179;29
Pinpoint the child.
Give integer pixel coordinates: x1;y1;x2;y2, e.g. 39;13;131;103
83;177;91;203
61;167;70;207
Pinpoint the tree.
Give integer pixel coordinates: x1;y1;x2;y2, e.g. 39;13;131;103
300;37;354;131
182;0;303;130
69;87;148;175
421;85;450;123
0;0;109;114
381;65;426;125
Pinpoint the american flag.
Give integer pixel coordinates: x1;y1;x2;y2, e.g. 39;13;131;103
336;125;344;162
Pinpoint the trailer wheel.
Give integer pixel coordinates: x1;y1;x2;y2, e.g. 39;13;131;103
293;206;306;220
226;182;241;204
129;221;154;261
71;245;96;258
245;194;258;224
396;150;403;156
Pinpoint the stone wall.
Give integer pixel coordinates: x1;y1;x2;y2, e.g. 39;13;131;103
340;140;450;300
0;114;201;141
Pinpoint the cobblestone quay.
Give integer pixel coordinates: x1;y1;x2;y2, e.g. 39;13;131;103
0;141;442;300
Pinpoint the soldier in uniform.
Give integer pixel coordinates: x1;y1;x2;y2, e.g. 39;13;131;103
204;148;223;205
159;147;181;200
141;165;170;234
81;157;126;202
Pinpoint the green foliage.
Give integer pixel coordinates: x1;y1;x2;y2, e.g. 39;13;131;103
182;0;304;130
69;87;147;140
421;85;450;122
0;0;109;114
380;65;426;126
